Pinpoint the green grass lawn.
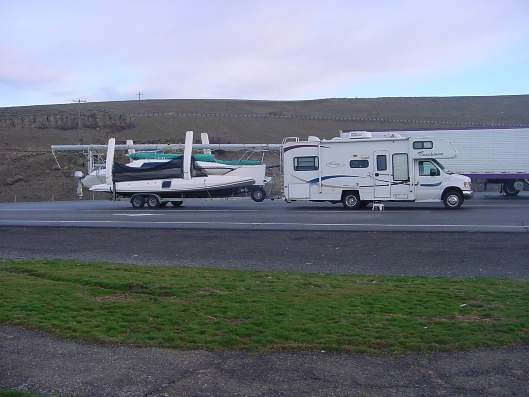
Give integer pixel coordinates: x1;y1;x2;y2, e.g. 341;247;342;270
1;259;527;353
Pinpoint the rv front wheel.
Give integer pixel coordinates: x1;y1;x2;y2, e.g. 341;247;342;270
443;190;463;210
342;192;361;209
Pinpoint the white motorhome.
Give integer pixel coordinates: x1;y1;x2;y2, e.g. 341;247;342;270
283;131;473;209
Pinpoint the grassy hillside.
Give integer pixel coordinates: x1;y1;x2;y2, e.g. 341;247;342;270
0;95;528;202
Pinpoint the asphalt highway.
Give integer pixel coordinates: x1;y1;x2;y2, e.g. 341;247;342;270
0;192;529;233
0;192;528;278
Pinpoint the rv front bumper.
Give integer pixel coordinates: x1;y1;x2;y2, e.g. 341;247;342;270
463;191;474;200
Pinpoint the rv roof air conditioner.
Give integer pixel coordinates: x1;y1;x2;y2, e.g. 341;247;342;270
340;131;372;140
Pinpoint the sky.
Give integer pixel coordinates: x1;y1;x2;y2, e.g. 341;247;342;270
1;0;529;108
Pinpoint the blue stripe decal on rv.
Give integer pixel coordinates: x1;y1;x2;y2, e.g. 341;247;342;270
420;181;443;187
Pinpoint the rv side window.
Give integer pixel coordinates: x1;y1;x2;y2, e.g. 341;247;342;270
294;156;319;171
413;141;433;149
349;160;369;168
392;153;409;181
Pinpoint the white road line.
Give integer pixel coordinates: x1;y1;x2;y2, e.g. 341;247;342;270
0;219;527;230
113;213;165;216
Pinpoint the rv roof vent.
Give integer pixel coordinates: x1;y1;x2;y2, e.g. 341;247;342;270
308;136;320;142
341;131;372;139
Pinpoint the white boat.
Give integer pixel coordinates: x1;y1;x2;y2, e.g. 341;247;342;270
82;138;264;188
89;131;268;207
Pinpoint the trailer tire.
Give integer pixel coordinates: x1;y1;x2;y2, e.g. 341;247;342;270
251;187;266;202
443;190;463;210
503;181;520;196
342;192;361;209
131;195;145;209
146;195;161;208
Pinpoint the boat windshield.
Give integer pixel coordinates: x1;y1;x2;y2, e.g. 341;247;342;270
432;159;454;174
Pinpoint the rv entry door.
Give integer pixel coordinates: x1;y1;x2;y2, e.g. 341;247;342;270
374;151;391;198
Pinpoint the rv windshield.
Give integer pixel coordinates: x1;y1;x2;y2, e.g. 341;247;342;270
432;159;454;174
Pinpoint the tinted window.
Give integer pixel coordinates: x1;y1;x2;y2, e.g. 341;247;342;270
413;141;433;149
350;160;369;168
294;156;319;171
376;155;387;171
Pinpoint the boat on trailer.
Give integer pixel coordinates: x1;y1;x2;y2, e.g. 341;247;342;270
89;131;268;208
82;135;264;188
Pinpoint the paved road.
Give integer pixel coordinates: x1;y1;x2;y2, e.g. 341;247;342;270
1;193;528;278
0;192;528;232
1;194;529;396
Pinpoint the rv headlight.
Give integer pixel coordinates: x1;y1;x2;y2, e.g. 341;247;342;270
464;181;471;188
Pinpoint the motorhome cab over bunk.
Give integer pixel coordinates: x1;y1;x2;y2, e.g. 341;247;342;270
282;131;473;210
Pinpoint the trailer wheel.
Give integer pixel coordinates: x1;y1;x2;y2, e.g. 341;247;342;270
503;181;520;196
443;190;463;210
342;192;361;209
251;187;266;202
146;195;161;208
131;195;145;209
171;201;183;207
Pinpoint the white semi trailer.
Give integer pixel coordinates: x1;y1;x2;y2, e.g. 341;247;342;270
400;128;529;196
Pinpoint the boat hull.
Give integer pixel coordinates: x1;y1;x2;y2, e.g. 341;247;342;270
90;175;256;197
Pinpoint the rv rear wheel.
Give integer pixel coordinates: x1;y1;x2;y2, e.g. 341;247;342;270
342;192;361;209
131;195;145;209
171;201;183;207
442;190;463;210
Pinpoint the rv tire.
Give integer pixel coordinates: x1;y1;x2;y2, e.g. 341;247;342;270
251;187;266;202
342;192;361;209
131;195;145;209
443;190;463;210
147;195;161;208
171;201;183;207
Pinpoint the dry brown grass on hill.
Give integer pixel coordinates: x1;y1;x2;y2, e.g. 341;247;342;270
0;95;528;202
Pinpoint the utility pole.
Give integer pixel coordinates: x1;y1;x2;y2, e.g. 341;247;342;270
137;92;143;101
73;99;86;143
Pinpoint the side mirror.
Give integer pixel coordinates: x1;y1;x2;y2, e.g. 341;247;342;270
430;168;440;176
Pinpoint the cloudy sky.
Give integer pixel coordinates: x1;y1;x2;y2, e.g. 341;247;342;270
1;0;528;107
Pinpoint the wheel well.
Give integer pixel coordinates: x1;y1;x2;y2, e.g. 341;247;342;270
341;190;360;200
442;187;462;199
